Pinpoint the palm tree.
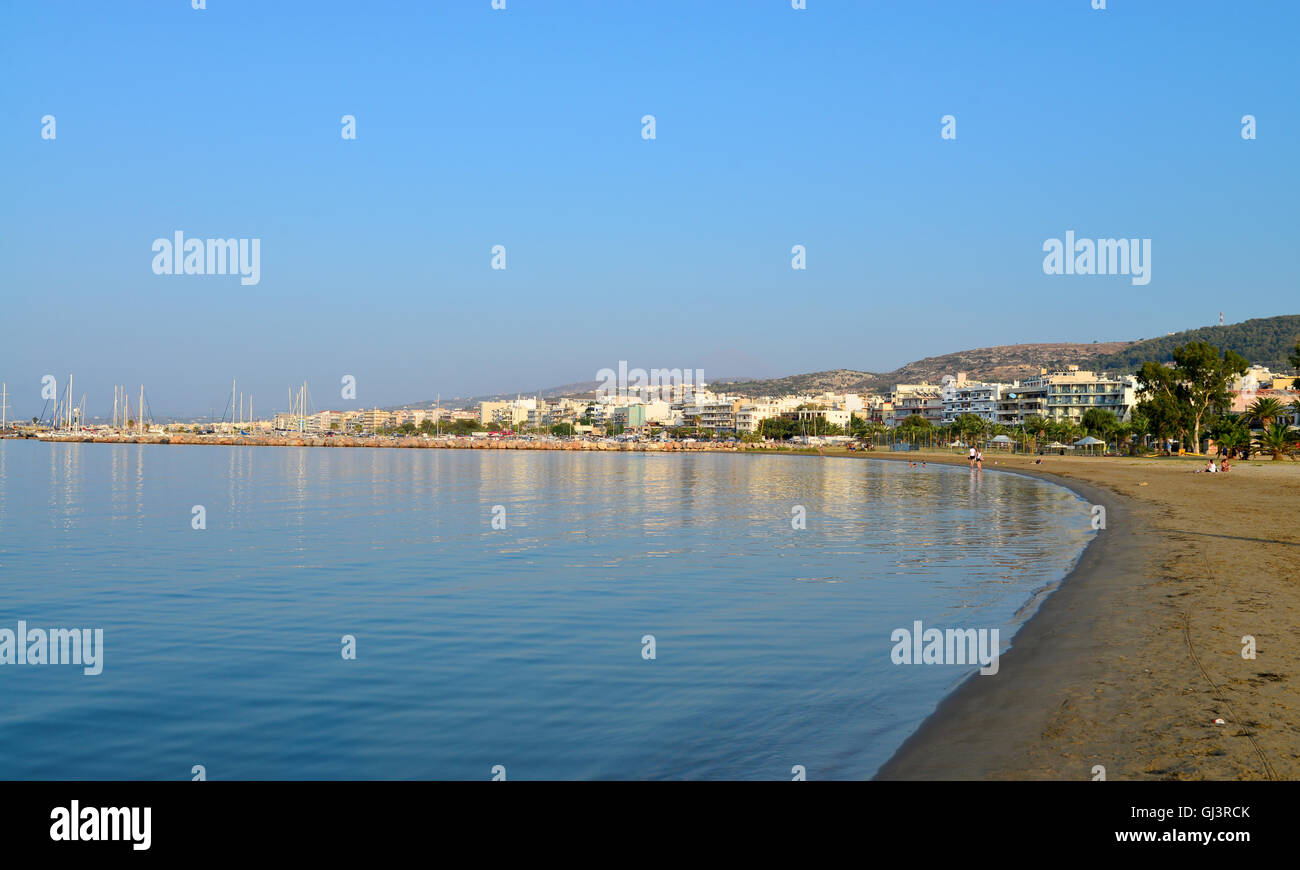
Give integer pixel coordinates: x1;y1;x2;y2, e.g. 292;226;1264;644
1254;422;1298;461
1247;397;1286;429
1290;398;1300;427
1113;421;1134;455
1211;413;1250;459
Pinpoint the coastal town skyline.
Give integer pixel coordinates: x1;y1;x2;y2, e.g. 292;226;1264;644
7;310;1295;424
16;334;1299;444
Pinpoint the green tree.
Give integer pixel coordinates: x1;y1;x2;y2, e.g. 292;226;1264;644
1254;422;1298;461
550;423;574;437
1023;415;1049;445
1081;407;1118;439
444;419;483;436
1135;360;1190;450
758;416;800;441
954;414;986;445
1173;341;1248;453
1111;421;1135;454
1247;397;1285;428
1210;413;1251;459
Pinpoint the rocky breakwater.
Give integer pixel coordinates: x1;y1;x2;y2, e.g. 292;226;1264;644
55;433;762;452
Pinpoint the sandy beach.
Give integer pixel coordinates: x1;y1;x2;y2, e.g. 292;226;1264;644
865;450;1299;781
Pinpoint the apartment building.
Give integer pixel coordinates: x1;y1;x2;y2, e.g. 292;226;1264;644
886;383;944;427
479;399;535;429
681;398;744;433
941;373;1005;423
360;408;394;431
998;367;1136;425
735;403;782;434
410;408;450;426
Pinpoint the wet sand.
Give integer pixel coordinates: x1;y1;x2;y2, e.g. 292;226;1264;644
863;451;1299;781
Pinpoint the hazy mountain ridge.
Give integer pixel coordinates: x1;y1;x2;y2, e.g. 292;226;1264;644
400;314;1299;407
713;315;1299;397
711;342;1133;397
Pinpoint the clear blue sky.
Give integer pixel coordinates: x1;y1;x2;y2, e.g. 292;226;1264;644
3;0;1297;418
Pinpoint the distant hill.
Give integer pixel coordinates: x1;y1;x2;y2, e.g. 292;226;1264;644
878;341;1134;387
713;314;1299;396
393;380;604;410
712;342;1133;397
394;314;1299;407
707;369;881;397
1091;315;1300;374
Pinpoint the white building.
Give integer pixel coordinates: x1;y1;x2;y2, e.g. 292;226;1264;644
941;373;1005;423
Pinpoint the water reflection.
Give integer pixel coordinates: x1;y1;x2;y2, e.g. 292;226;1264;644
0;442;1094;780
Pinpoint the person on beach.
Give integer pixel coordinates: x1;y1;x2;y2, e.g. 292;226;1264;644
968;446;976;468
1222;458;1231;472
975;449;983;471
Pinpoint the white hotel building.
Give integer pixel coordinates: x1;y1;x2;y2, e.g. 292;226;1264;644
941;373;1005;424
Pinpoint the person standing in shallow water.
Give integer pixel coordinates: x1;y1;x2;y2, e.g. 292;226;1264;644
968;445;977;468
975;449;983;471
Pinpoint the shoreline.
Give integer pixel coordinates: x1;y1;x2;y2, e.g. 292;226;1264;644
858;451;1296;781
863;454;1132;780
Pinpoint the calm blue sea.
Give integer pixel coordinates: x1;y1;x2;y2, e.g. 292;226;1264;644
0;441;1093;780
